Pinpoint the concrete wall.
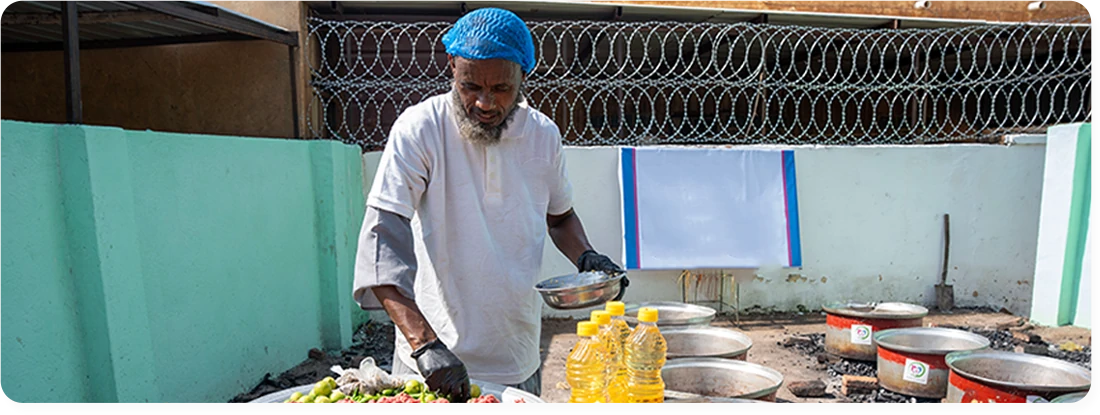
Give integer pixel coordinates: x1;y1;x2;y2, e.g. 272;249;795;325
1030;123;1091;327
1;120;365;403
362;142;1047;318
0;1;310;139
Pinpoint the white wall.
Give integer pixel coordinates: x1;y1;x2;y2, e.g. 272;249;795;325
362;143;1047;318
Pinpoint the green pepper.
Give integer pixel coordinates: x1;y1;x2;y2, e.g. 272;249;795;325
381;388;396;396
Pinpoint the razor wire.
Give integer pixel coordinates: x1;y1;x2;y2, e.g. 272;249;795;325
307;18;1090;148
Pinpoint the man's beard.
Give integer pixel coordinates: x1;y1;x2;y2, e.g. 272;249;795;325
449;87;524;146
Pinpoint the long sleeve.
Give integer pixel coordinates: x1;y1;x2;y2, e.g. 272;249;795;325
352;206;418;310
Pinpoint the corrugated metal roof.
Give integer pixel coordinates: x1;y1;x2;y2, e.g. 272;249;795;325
1;1;296;50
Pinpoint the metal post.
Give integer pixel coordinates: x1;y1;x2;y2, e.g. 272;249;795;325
61;1;82;124
289;44;300;138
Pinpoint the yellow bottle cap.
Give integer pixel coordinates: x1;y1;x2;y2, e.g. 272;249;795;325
577;321;598;337
590;310;611;325
605;301;625;316
637;307;659;323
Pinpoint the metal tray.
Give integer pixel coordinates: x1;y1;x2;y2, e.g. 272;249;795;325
250;374;543;403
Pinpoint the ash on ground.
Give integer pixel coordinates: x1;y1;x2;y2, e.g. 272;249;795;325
781;326;1091;403
229;320;397;402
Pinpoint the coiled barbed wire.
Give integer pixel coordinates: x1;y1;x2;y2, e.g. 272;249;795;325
307;18;1090;149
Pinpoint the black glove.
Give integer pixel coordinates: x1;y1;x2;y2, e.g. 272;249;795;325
576;250;629;301
411;339;470;402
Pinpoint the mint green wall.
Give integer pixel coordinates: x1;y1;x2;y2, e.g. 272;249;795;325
1;121;365;402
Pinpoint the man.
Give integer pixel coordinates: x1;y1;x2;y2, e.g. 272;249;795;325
352;8;626;401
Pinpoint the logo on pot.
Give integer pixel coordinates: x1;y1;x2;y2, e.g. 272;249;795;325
850;324;873;345
903;359;929;384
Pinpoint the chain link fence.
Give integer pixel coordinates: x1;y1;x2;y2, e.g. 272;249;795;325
307;18;1090;149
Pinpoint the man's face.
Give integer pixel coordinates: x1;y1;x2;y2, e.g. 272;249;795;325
449;56;524;144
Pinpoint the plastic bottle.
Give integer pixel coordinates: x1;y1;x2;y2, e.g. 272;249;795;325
567;321;609;403
624;307;666;403
590;311;620;397
604;301;631;402
604;301;632;344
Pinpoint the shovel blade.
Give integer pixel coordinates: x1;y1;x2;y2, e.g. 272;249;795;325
935;284;955;311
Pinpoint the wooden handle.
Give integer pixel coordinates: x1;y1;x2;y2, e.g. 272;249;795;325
941;213;951;285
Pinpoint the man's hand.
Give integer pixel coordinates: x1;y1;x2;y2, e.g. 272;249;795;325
576;250;629;301
411;339;471;402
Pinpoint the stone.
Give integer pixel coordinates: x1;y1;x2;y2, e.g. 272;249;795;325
1023;344;1049;356
788;380;827;397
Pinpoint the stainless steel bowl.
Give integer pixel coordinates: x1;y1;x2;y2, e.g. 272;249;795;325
663;326;753;360
534;270;624;310
624;301;716;327
662;357;784;401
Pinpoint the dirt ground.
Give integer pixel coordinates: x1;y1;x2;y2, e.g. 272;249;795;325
233;308;1091;403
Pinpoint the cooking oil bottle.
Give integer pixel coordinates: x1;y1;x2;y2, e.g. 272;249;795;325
567;321;609;403
624;307;666;403
590;311;620;398
604;301;632;344
604;301;631;402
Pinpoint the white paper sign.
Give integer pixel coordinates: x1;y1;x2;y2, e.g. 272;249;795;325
850;324;873;345
903;358;930;384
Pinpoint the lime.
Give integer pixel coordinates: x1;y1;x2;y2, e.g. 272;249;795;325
330;391;346;401
312;382;333;397
314;396;330;404
404;379;423;395
470;384;481;398
423;392;436;402
289;392;304;401
298;395;314;403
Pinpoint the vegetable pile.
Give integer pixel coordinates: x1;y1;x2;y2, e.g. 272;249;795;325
283;378;501;403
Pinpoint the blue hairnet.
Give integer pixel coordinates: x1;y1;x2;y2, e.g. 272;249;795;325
442;8;536;74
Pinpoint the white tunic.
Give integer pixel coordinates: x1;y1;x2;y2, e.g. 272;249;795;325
354;93;573;384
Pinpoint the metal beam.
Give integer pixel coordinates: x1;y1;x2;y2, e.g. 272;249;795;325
2;10;173;26
2;32;258;53
124;1;298;46
289;45;301;138
62;2;82;124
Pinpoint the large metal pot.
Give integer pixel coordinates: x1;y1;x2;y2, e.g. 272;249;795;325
624;301;716;328
823;301;927;361
663;326;753;360
873;327;990;398
944;350;1091;403
662;357;784;402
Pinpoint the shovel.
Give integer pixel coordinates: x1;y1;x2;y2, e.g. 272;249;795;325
935;213;954;311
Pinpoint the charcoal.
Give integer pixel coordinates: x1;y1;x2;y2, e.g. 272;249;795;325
781;325;1091;403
